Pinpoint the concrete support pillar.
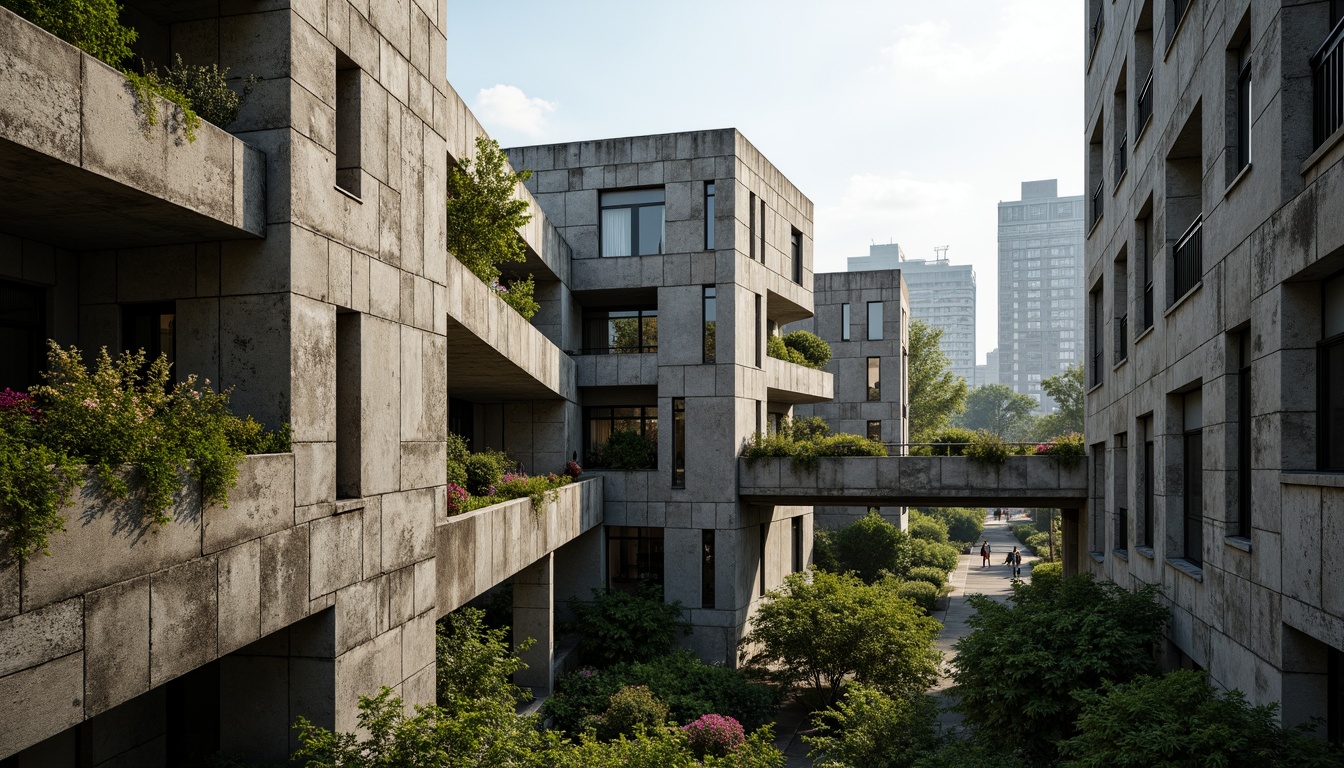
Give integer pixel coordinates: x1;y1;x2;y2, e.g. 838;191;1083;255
513;553;555;694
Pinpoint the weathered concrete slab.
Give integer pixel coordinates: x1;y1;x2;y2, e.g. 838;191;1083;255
764;356;833;404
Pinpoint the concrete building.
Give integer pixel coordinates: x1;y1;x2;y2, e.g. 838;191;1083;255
1078;0;1344;736
976;347;1001;387
505;129;827;663
997;180;1086;412
785;269;911;529
851;243;977;384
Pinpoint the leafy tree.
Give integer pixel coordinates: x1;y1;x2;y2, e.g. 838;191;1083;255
948;573;1169;765
805;685;940;768
1031;364;1085;440
827;510;911;583
740;570;941;707
1;0;137;65
446;137;539;319
908;320;968;440
917;507;983;544
957;384;1037;439
570;581;691;667
436;608;529;709
1061;670;1344;768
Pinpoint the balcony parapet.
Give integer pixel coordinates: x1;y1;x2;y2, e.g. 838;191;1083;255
574;352;658;388
765;356;833;404
435;476;602;614
0;7;266;248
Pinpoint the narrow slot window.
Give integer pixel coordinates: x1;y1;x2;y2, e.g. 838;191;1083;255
867;301;883;340
841;303;850;342
701;529;715;608
702;286;716;364
335;52;362;198
336;310;362;499
704;182;716;251
867;357;880;401
672;398;686;488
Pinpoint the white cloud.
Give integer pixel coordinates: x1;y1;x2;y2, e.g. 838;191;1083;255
472;84;557;140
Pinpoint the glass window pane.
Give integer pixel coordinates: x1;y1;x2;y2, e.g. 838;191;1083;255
705;183;715;251
638;205;665;255
841;303;850;341
602;208;632;257
642;316;658;351
602;188;664;206
867;301;884;340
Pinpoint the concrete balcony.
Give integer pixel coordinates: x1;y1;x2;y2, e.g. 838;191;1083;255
0;453;295;757
434;476;602;614
738;455;1088;509
443;257;577;401
574;352;658;388
0;7;266;249
765;356;833;403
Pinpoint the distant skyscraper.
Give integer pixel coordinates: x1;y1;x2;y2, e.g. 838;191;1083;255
849;244;976;384
976;348;1000;387
996;179;1085;412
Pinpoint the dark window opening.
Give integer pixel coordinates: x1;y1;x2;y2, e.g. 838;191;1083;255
791;228;803;284
1183;390;1204;566
1237;329;1253;536
608;526;665;592
759;523;768;596
335;51;362;198
749;192;757;260
672;398;686;488
1114;433;1129;553
754;293;762;368
601;188;665;257
867;357;880;401
701;529;715;609
336;310;362;499
122;302;176;381
702;286;717;364
1235;39;1252;172
791;517;803;573
582;308;658;354
586;406;658;469
1321;272;1344;471
1142;416;1155;548
0;280;45;393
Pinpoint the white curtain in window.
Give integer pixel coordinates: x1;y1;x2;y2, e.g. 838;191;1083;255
602;209;631;257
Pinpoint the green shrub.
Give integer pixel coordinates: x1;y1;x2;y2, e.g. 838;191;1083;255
907;511;949;544
446;137;537;319
594;685;669;741
788;416;831;439
781;330;831;369
590;428;657;470
1039;431;1086;468
919;507;983;542
1029;560;1062;583
906;537;959;574
1060;670;1344;768
766;334;807;366
965;429;1011;465
123;66;201;141
949;574;1169;765
741;419;885;470
806;685;940;768
829;510;911;584
570;582;691;667
914;737;1030;768
462;451;505;496
444;433;469;488
911;427;977;456
812;529;840;573
436;607;530;708
1;0;136;65
895;580;938;614
905;566;947;590
545;649;777;736
156;53;257;128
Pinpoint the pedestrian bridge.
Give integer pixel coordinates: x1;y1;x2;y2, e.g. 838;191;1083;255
737;455;1089;509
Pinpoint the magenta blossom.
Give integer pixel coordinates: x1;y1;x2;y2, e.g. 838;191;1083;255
682;713;745;758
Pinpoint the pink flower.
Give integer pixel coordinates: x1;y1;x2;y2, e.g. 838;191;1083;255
683;714;745;758
82;398;99;409
445;484;468;514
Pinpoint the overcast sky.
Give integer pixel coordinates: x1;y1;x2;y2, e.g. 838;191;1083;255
447;0;1085;365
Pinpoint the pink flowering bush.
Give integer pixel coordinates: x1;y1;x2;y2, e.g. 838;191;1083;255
445;483;468;515
683;713;746;758
563;459;582;478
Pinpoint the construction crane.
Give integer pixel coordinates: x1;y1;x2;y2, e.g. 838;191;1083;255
933;245;949;261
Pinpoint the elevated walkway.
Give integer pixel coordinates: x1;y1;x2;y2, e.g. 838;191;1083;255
738;455;1088;509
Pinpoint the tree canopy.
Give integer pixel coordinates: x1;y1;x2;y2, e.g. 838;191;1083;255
1031;364;1085;440
908;320;968;440
958;383;1038;439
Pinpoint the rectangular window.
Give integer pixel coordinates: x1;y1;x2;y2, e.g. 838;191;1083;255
749;192;757;260
1091;443;1107;553
867;357;880;401
1331;644;1344;745
1114;433;1129;553
754;293;762;368
608;526;665;592
601;188;665;257
791;228;803;284
121;302;176;380
582;308;658;354
759;523;768;596
841;303;851;341
704;182;716;251
867;420;882;442
755;400;762;437
867;301;883;340
0;280;45;392
702;286;717;364
701;530;715;609
1184;389;1204;566
1089;285;1104;388
1235;39;1252;172
1321;272;1344;470
1139;215;1155;330
759;198;767;263
336;310;362;499
791;517;803;573
1141;415;1155;548
1237;330;1252;537
672;398;686;488
586;406;658;469
335;52;362;197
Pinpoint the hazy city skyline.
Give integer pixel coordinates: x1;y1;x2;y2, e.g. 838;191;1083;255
448;0;1086;366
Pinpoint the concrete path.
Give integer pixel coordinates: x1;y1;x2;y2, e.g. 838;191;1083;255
930;510;1038;732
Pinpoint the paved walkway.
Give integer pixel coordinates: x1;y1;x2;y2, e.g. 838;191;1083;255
930;511;1038;732
771;511;1040;764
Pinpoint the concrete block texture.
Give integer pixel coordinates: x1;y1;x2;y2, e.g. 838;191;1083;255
149;557;219;687
0;597;81;679
0;652;84;759
203;453;297;553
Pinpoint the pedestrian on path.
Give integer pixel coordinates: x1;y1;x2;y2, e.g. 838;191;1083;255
980;540;991;567
994;508;1001;522
1013;547;1023;578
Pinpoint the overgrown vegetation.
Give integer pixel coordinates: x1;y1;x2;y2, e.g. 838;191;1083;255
908;319;968;440
964;429;1012;466
444;433;572;516
2;0;258;141
0;344;288;561
739;570;941;708
814;511;960;586
741;416;885;469
587;428;657;470
445;136;539;319
766;331;831;369
569;582;692;667
916;507;984;546
805;684;940;768
1034;431;1085;467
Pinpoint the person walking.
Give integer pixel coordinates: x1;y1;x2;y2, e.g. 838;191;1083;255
980;540;991;568
1012;546;1022;578
993;508;1001;523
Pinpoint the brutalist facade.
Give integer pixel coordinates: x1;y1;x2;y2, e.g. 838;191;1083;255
1080;0;1344;733
785;269;911;529
506;130;829;663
